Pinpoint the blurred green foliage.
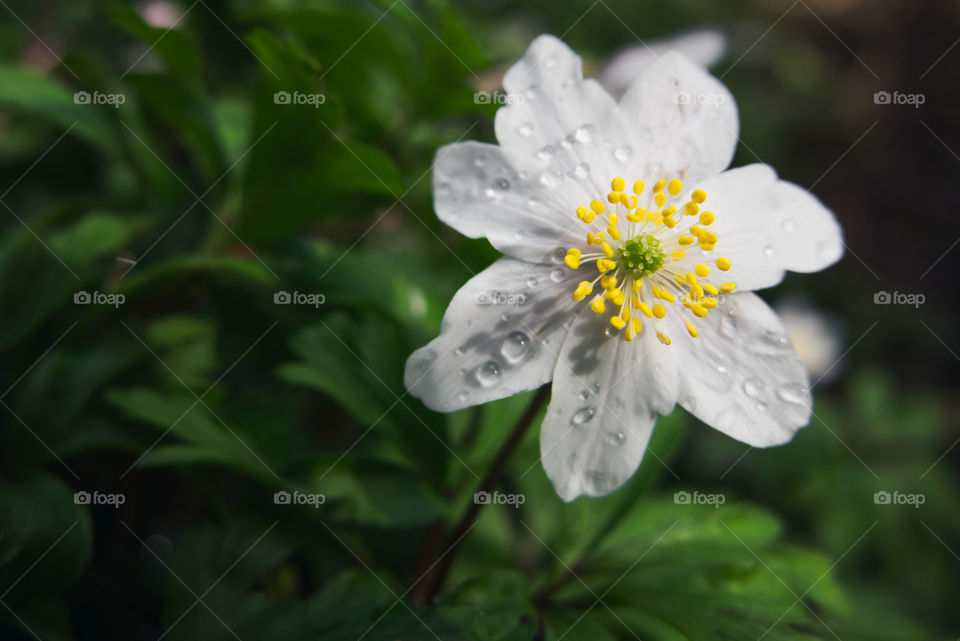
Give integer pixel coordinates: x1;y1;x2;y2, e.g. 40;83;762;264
0;0;955;639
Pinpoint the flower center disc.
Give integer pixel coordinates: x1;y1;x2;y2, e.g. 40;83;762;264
617;235;665;280
562;175;739;346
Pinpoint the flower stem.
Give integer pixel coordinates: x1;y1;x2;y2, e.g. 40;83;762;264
412;384;550;605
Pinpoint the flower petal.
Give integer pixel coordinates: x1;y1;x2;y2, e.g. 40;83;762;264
405;257;579;412
540;313;674;501
433;141;581;263
601;28;728;99
691;163;845;291
493;35;633;207
617;51;738;182
673;292;813;446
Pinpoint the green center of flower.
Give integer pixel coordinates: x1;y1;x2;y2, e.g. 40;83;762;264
617;234;665;280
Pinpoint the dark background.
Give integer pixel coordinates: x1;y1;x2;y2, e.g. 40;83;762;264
0;0;957;639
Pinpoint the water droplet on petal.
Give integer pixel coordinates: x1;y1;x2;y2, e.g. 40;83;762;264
477;361;502;387
591;382;600;394
719;313;737;338
776;383;808;404
572;163;590;178
574;124;594;143
539;172;558;187
585;470;617;493
500;312;511;322
715;406;738;430
613;144;633;161
518;122;533;137
550;268;564;282
743;377;765;399
526;277;538;288
717;364;729;375
755;401;768;412
494;178;510;190
763;245;775;258
604;431;626;446
578;390;589;401
408;349;437;380
500;331;530;363
537;145;555;161
474;155;486;168
458;390;470;401
571;407;596;425
783;218;796;233
455;345;467;356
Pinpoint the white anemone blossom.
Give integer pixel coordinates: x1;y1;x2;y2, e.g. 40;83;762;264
404;35;844;501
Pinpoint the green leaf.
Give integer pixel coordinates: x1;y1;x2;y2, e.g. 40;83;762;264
0;471;92;602
318;458;446;527
436;570;537;641
110;9;202;78
0;64;120;154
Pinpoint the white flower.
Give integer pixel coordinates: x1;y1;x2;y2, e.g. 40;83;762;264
404;35;844;501
776;297;844;384
600;27;727;98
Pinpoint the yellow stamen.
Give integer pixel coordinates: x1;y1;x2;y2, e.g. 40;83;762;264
695;264;710;277
685;321;698;338
716;257;732;271
590;296;606;315
668;179;683;195
612;176;625;192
